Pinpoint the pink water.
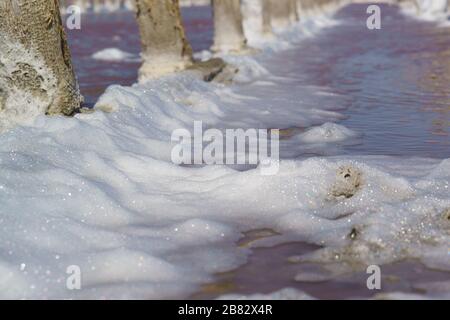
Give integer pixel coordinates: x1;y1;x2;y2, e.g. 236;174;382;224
67;4;450;159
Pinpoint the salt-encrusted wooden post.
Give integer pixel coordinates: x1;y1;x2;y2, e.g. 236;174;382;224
269;0;297;29
211;0;248;53
297;0;319;17
124;0;136;11
134;0;193;81
241;0;273;40
289;0;299;23
262;0;273;35
0;0;81;116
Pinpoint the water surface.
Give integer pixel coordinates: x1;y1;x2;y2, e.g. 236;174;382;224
68;4;450;158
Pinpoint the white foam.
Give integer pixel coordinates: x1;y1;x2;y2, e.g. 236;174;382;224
91;48;139;62
400;0;449;23
296;122;359;144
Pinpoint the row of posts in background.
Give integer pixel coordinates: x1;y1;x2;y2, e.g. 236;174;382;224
59;0;211;13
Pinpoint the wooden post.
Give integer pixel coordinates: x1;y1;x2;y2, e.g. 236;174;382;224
211;0;248;53
270;0;294;29
134;0;193;80
0;0;81;117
